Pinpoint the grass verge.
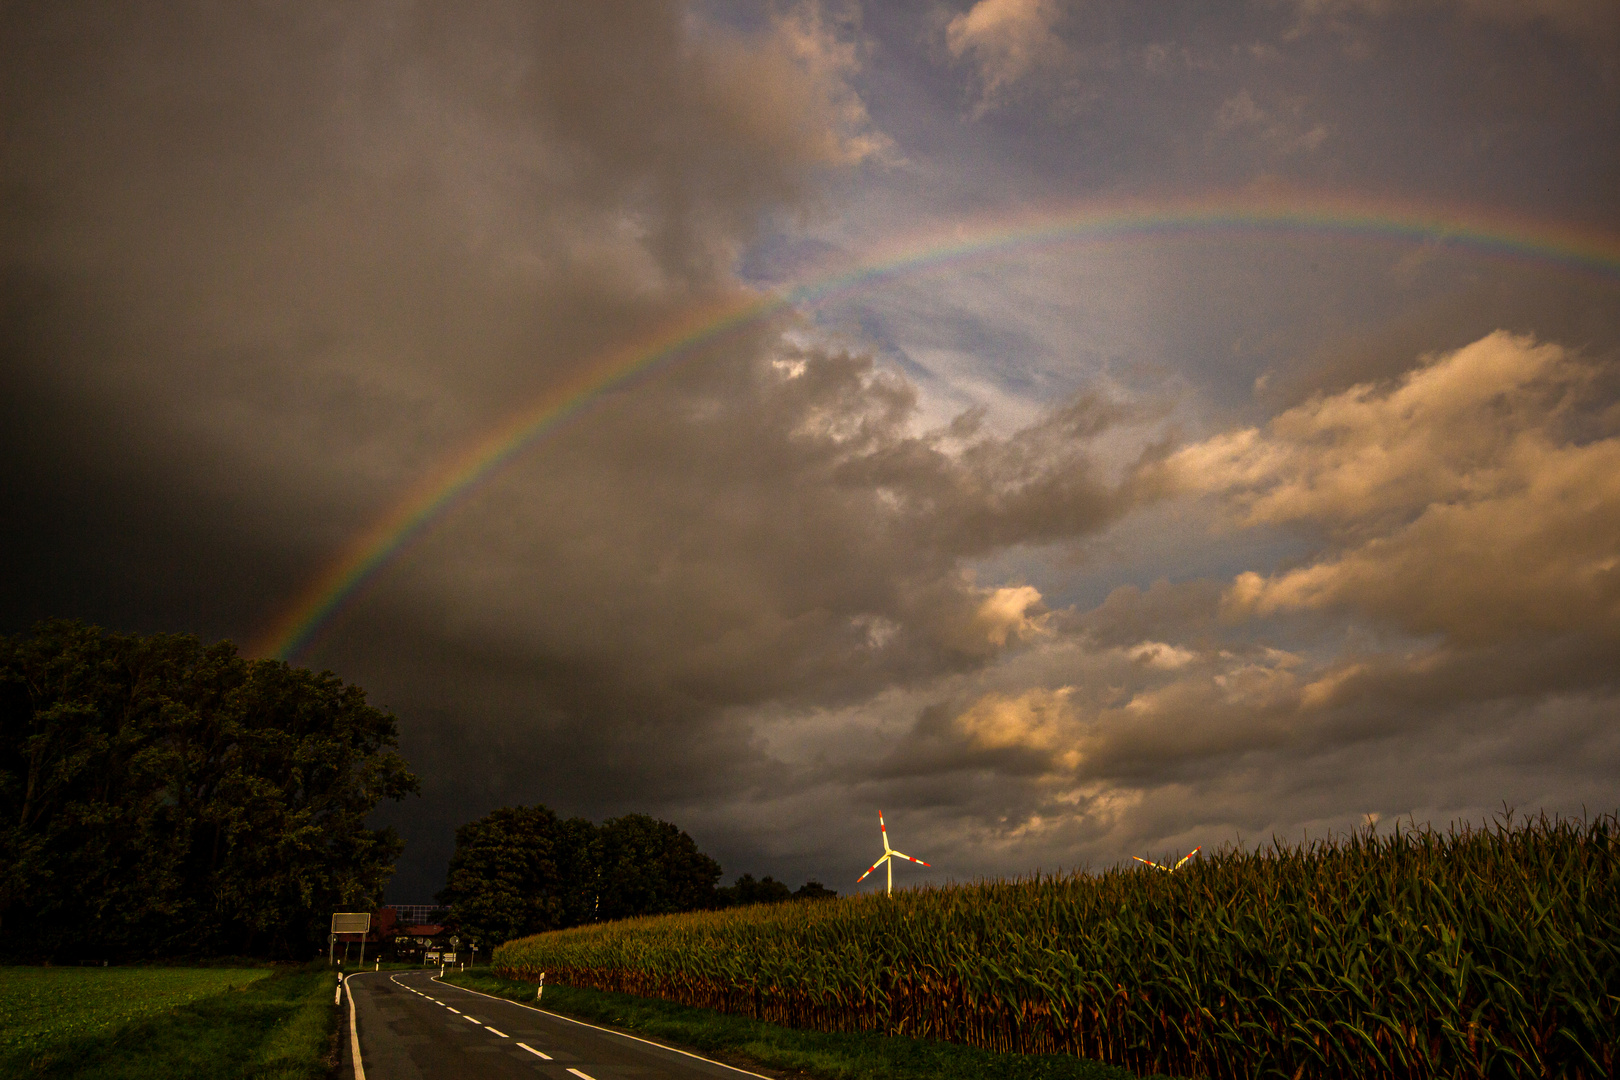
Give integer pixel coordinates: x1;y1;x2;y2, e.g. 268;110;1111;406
442;969;1170;1080
0;965;338;1080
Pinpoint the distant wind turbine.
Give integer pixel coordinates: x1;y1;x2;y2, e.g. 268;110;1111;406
1133;846;1201;872
856;812;931;895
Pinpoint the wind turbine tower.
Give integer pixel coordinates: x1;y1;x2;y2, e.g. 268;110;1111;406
857;811;931;895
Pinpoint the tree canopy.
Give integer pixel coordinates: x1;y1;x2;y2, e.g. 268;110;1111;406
437;804;843;947
437;806;726;946
0;621;418;961
717;873;792;906
595;813;725;921
716;874;838;907
791;880;838;902
434;804;575;949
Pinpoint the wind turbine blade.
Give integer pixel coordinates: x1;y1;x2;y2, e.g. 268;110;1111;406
856;854;887;883
890;851;930;866
1133;855;1167;871
879;811;891;854
1172;846;1202;871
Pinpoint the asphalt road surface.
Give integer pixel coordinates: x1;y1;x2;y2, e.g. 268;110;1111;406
342;970;769;1080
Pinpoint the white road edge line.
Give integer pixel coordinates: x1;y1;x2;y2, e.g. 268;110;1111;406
432;974;774;1079
344;975;367;1080
486;1027;509;1038
516;1042;552;1060
566;1070;596;1080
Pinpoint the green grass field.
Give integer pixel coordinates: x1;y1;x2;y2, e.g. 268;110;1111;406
443;968;1163;1080
0;966;335;1079
0;967;270;1065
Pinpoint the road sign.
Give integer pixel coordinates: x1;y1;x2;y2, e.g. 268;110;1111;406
442;952;457;963
329;912;372;968
331;913;371;934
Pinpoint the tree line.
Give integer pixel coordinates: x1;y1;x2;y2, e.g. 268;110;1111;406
0;621;418;962
1;622;834;960
435;804;836;949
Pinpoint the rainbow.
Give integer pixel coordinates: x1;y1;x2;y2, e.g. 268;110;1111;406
253;192;1620;660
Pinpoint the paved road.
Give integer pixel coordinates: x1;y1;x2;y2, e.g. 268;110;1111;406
342;970;768;1080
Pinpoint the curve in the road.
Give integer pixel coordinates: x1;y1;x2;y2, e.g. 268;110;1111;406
342;968;772;1080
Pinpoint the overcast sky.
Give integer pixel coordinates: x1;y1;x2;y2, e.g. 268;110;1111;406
4;0;1618;902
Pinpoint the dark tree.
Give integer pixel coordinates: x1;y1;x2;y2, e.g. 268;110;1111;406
717;873;793;907
437;807;723;938
792;879;838;901
435;804;596;946
595;813;723;920
550;814;602;927
0;621;418;961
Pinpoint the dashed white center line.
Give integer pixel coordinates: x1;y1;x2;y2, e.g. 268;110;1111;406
462;1015;481;1023
447;1007;461;1014
485;1027;508;1038
516;1043;552;1060
566;1070;597;1080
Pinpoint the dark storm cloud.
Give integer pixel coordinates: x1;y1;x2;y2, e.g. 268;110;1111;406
0;0;887;592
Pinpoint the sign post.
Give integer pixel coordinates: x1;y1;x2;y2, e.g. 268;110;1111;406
331;912;372;968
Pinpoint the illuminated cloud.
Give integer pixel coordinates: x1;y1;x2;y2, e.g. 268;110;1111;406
770;1;896;165
1166;331;1620;645
972;585;1048;646
945;0;1065;109
953;687;1084;771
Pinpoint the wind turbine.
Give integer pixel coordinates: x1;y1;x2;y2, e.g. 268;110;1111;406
856;812;931;895
1133;846;1201;872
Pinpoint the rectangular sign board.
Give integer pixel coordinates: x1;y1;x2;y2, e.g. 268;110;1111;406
426;951;440;961
441;952;457;963
331;913;371;934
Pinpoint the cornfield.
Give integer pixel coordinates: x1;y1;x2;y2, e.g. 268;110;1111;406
493;812;1619;1079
